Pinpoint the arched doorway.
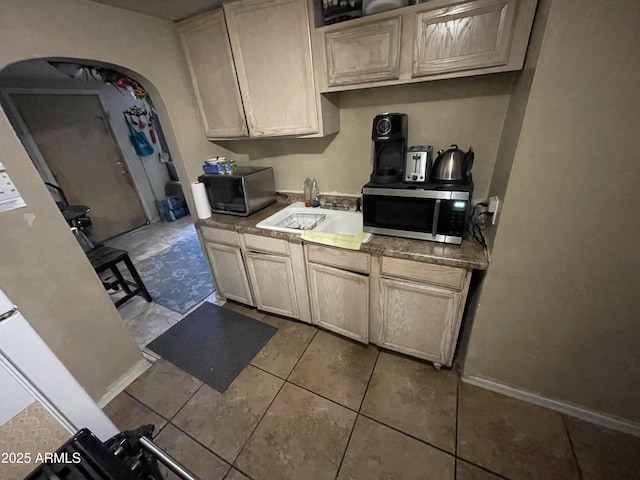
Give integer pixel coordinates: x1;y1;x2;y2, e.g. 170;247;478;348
0;59;179;240
0;58;217;349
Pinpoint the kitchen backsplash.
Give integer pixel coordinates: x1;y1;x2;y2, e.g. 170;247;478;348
218;73;514;199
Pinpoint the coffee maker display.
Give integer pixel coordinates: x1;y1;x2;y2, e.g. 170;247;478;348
370;113;408;184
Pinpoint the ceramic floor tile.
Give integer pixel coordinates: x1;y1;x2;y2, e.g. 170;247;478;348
564;415;640;480
361;352;457;452
172;365;283;463
456;460;505;480
288;331;378;410
337;415;454;480
127;303;184;347
126;359;202;419
117;295;155;323
106;230;170;262
457;382;580;480
103;392;166;435
154;423;229;480
222;301;265;321
225;469;251;480
250;315;317;378
235;383;356;480
182;293;225;317
203;291;225;306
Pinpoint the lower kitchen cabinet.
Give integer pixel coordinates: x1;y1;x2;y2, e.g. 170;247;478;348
373;257;472;367
245;251;299;318
307;262;369;343
204;242;254;306
199;225;477;365
378;277;464;366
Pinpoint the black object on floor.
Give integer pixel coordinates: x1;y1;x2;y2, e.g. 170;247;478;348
147;302;277;392
87;245;152;308
25;428;142;480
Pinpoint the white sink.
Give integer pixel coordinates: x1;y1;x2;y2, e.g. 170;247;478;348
256;202;372;242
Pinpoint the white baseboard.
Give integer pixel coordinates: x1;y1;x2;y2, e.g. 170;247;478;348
96;357;152;408
461;374;640;437
141;348;161;362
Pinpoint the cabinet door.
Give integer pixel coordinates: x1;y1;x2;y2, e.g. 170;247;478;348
178;10;248;138
413;0;517;76
325;17;401;87
224;0;319;136
245;251;299;318
379;277;463;366
204;242;254;306
308;263;369;343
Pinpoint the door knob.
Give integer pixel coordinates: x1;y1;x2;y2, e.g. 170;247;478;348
117;162;125;167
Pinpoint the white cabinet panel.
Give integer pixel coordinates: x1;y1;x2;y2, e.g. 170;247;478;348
205;243;254;306
325;17;401;86
225;0;319;136
245;251;299;318
308;262;369;343
413;0;517;75
178;10;248;138
378;277;463;366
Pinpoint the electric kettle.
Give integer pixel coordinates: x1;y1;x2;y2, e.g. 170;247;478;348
431;145;474;184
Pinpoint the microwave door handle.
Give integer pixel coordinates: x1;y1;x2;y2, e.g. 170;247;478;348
432;199;441;236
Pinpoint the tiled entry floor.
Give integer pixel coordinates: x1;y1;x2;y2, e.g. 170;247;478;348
103;216;223;348
104;303;640;480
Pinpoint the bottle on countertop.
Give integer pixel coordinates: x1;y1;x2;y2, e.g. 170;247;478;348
304;178;312;207
311;178;320;207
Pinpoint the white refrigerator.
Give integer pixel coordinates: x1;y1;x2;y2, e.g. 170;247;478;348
0;288;119;441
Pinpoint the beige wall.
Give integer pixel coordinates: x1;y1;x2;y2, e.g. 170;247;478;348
0;0;228;399
220;74;514;199
464;0;640;423
485;0;551;248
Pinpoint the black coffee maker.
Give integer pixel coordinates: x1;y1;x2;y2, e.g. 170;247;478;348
370;113;408;184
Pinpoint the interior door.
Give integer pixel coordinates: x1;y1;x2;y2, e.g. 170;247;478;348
11;94;148;241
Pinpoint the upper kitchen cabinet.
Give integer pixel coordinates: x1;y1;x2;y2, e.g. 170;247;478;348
179;0;339;140
315;0;538;92
178;10;248;138
325;16;402;87
412;0;517;76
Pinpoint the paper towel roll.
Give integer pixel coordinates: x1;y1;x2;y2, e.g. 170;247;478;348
191;181;212;219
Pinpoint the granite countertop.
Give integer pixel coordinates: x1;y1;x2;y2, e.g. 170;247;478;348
198;201;489;270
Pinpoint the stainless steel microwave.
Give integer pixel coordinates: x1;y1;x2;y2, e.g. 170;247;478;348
362;186;471;244
198;166;276;216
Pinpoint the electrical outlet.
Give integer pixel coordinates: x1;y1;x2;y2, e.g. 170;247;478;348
488;196;500;225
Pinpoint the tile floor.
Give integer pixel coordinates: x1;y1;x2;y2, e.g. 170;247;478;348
104;302;640;480
104;216;224;349
102;219;640;480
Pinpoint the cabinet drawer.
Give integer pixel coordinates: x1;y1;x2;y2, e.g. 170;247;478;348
381;257;466;290
200;226;240;246
244;233;290;256
306;244;370;274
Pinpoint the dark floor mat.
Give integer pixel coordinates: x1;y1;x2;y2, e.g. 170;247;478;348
147;302;277;392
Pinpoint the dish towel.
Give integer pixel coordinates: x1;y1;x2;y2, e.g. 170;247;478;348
300;231;364;250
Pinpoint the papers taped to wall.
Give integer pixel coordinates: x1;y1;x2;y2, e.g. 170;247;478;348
0;162;27;212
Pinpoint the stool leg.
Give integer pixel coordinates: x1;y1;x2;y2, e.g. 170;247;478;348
110;265;131;294
123;255;152;302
